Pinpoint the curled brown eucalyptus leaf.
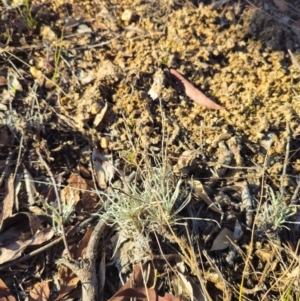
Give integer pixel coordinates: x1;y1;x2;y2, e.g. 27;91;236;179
170;68;225;110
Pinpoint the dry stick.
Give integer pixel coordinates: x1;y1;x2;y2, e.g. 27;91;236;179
246;1;300;33
238;136;274;301
288;49;300;70
280;123;291;198
58;219;107;301
0;216;96;271
0;149;14;187
36;148;71;259
73;35;120;50
291;179;300;204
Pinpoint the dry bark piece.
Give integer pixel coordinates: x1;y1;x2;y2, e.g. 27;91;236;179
214;141;233;176
55;227;94;301
23;167;37;205
92;149;115;189
169;69;225;110
173;150;200;175
0;175;14;231
227;136;243;166
241;182;253;227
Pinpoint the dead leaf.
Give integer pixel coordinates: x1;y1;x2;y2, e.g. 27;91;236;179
273;0;288;12
55;266;80;301
210;228;234;251
0;278;16;301
61;173;97;210
0;126;10;146
172;274;205;301
28;280;51;301
19;212;41;236
93;101;108;127
169;69;225;110
0;212;40;247
0;175;14;231
189;180;223;214
11;76;22;91
0;76;7;86
92;149;115;189
70;227;94;259
187;276;206;301
0;228;54;264
110;287;182;301
107;264;182;301
107;264;156;301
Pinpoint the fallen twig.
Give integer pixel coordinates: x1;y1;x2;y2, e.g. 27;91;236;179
58;219;107;301
0;216;96;271
280;123;291;198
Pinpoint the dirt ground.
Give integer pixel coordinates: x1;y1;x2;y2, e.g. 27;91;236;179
1;0;300;300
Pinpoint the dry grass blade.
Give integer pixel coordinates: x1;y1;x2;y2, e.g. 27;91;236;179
169;69;225;110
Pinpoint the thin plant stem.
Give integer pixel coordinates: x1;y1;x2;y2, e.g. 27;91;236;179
239;135;274;301
36;148;71;259
280;123;291;198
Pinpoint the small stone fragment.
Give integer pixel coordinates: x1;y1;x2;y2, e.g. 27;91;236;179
121;9;137;23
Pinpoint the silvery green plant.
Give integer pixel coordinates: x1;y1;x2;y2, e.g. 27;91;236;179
258;186;296;232
98;163;191;231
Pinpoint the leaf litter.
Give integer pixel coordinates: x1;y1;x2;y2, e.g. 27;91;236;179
1;0;300;300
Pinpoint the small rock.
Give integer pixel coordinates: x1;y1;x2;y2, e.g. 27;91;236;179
121;9;137;23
